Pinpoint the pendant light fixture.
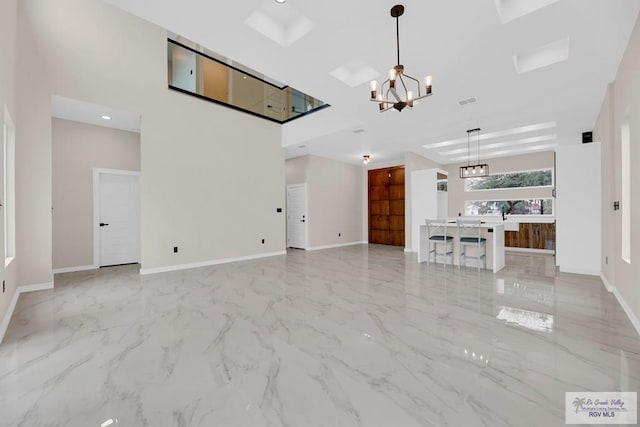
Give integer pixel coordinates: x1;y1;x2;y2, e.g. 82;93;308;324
459;128;489;178
362;154;371;165
369;5;433;112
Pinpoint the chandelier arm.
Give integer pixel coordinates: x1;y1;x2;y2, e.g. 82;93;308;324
398;74;409;94
389;87;403;102
412;93;431;101
402;73;422;97
370;99;395;104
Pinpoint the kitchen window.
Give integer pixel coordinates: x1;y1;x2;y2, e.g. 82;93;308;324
465;199;554;216
465;169;553;191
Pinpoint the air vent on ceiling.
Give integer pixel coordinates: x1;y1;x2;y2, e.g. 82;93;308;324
459;97;478;106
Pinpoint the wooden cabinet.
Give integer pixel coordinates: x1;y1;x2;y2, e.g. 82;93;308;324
505;222;555;250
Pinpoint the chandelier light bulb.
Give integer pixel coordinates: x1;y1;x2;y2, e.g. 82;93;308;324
370;80;378;99
388;68;397;81
407;91;414;101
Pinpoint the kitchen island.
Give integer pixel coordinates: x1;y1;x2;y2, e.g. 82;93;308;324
418;221;505;272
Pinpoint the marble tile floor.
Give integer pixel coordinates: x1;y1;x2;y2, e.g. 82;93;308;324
0;245;638;427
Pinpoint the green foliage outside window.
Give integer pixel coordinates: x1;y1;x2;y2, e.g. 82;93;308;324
465;199;554;216
466;169;553;191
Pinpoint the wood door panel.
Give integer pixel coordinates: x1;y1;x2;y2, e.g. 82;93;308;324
369;186;390;201
389;216;404;231
389;230;405;246
389;185;404;200
389;168;404;185
389;200;404;216
370;230;389;244
368;167;404;246
370;201;389;216
370;215;389;230
369;170;390;186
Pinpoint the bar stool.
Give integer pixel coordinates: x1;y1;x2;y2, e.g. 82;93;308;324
426;219;453;265
456;219;486;271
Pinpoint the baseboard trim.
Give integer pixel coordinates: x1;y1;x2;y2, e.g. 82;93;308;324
559;267;601;276
306;242;368;252
599;275;640;337
53;264;98;274
0;281;54;345
139;251;287;275
600;274;615;292
505;247;555;254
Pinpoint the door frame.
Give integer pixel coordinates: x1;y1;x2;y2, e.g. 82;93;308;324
286;183;308;250
92;168;141;267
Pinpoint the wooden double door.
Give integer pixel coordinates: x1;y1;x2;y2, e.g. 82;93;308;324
368;166;405;246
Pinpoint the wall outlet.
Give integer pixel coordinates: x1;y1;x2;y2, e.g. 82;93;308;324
173;246;178;253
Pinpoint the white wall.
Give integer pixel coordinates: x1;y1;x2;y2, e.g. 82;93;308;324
52;119;140;271
0;0;19;339
404;151;442;251
286;155;364;249
593;14;640;334
410;169;446;252
555;143;601;275
19;0;286;275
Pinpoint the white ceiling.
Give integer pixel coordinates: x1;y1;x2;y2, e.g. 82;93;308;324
100;0;639;166
52;96;141;133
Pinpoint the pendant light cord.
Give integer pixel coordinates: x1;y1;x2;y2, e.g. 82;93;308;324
396;16;400;66
476;129;480;164
467;132;471;167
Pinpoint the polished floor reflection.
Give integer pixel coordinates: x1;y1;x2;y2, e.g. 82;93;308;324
0;246;638;426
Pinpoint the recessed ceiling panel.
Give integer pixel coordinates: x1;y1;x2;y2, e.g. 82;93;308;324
514;38;570;74
495;0;561;23
329;60;380;88
245;3;315;47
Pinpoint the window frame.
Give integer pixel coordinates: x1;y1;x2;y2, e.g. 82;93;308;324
464;168;554;192
464;198;555;217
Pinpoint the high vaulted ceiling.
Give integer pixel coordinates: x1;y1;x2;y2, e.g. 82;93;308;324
102;0;639;166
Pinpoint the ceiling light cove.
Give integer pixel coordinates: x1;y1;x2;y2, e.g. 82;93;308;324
423;121;557;149
514;38;570;75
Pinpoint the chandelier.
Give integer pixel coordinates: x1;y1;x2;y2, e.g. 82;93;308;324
459;128;489;178
369;5;433;112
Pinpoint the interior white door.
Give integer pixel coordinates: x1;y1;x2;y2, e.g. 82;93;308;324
287;184;307;249
98;172;140;266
